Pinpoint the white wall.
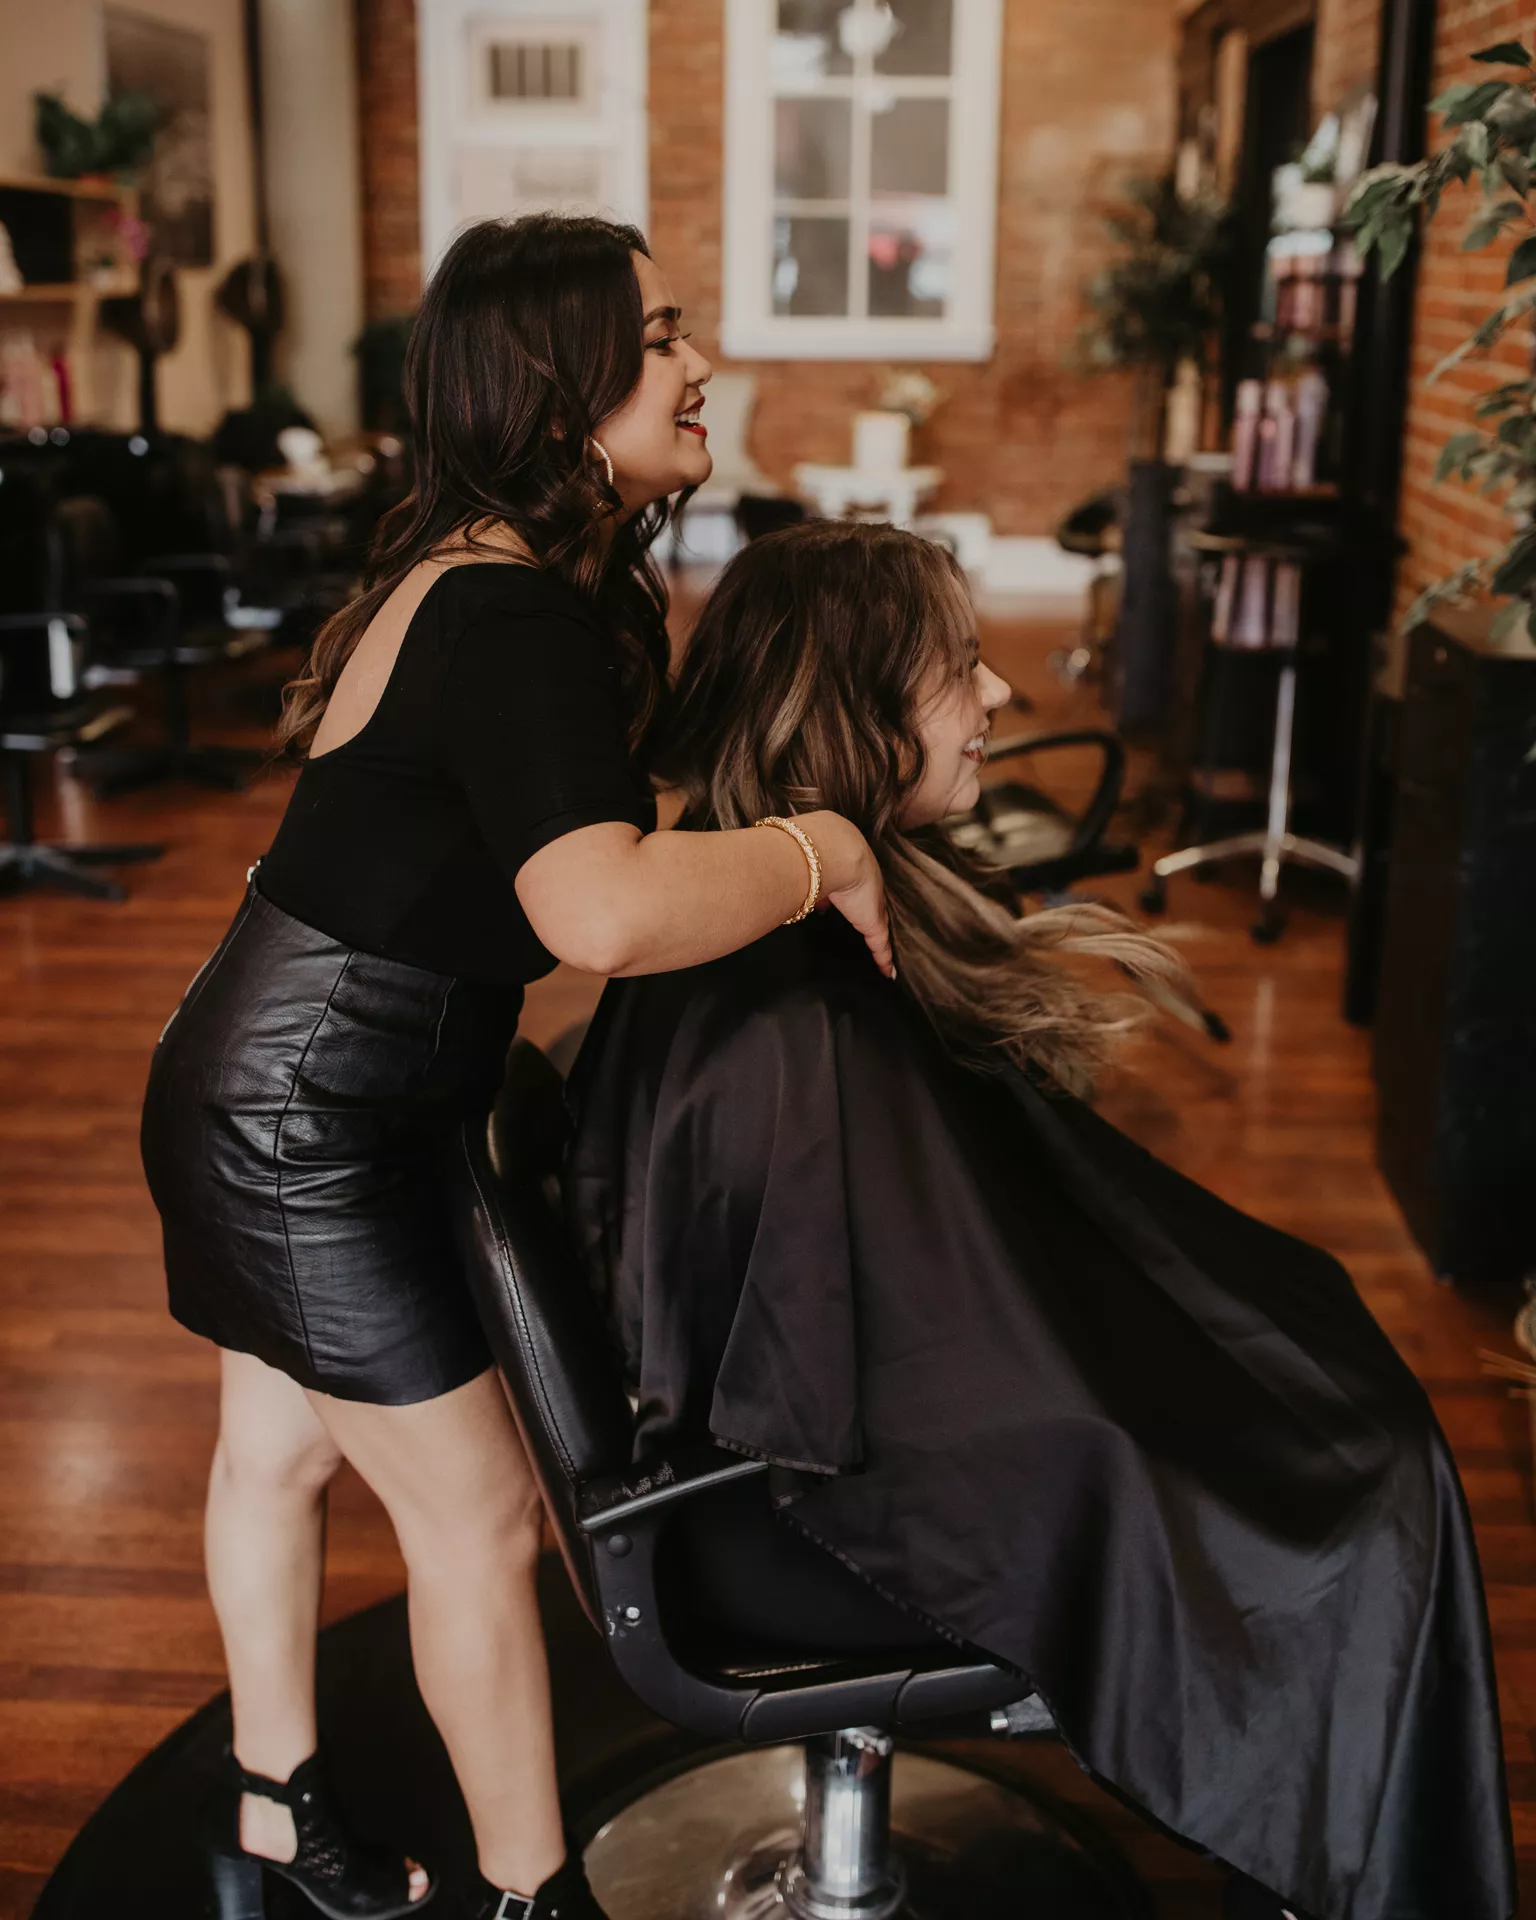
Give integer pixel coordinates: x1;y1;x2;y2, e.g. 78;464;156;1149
0;0;257;434
259;0;364;435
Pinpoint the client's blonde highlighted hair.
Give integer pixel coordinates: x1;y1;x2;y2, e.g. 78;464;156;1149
658;521;1192;1093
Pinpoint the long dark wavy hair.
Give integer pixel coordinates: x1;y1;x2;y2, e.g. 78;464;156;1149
277;214;678;755
658;522;1194;1091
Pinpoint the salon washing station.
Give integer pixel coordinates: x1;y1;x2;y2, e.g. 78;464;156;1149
451;1039;1144;1920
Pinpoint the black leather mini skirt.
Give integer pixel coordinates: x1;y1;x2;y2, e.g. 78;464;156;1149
141;882;523;1404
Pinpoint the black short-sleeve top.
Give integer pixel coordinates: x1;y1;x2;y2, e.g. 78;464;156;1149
258;563;657;987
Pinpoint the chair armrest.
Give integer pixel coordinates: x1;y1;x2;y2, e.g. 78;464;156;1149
80;576;179;609
0;612;85;636
577;1446;770;1535
140;552;234;582
986;728;1125;862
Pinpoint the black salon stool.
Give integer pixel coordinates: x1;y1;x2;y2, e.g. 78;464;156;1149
1139;531;1357;943
451;1040;1148;1919
0;611;164;899
49;496;270;796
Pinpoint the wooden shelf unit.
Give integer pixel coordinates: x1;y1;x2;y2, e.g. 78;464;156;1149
0;174;141;426
0;171;133;201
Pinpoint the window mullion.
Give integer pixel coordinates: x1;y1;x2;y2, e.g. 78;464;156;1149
848;72;872;320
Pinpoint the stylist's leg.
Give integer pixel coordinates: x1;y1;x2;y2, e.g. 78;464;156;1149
310;1366;564;1897
207;1349;435;1896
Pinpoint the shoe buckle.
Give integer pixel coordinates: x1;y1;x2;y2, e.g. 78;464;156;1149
494;1896;534;1920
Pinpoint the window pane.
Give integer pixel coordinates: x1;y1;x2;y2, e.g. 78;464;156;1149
867;206;951;316
875;0;953;75
775;97;852;200
774;0;853;81
774;216;850;314
870;98;949;197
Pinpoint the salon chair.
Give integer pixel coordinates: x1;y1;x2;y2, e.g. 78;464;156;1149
0;610;163;898
48;496;269;795
452;1040;1146;1919
947;729;1138;895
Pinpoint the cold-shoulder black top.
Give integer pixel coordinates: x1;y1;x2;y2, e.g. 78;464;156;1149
259;563;656;987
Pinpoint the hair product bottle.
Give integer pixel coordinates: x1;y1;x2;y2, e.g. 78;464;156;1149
1231;380;1263;491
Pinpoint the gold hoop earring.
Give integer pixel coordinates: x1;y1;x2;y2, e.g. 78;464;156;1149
589;438;615;491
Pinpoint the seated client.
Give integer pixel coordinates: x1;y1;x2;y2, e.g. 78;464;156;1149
563;521;1513;1920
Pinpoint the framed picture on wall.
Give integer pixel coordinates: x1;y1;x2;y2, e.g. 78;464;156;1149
104;8;215;267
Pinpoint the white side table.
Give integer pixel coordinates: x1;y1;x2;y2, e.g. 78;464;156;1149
792;464;944;529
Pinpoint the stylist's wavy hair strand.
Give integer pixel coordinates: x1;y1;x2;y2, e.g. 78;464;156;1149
277;213;679;756
658;521;1195;1093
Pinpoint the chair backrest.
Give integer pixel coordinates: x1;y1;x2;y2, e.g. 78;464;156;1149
449;1039;637;1624
696;369;756;482
0;460;54;614
49;495;122;598
0;612;88;724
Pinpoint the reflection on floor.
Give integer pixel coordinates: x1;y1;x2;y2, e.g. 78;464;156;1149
0;596;1530;1918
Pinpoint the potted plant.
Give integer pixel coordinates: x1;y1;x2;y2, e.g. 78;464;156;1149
1078;173;1232;731
1079;172;1233;458
1346;39;1536;642
34;91;159;183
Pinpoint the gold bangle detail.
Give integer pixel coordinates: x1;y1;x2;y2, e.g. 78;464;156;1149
756;816;822;924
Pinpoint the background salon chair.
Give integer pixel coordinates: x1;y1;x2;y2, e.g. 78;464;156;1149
946;729;1139;896
451;1040;1148;1919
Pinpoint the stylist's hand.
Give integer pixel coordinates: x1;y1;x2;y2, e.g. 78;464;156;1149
797;811;895;980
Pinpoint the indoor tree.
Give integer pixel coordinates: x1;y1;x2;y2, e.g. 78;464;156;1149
1347;39;1536;638
1079;172;1232;459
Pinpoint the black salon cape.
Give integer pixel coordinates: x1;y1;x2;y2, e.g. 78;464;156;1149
564;913;1514;1920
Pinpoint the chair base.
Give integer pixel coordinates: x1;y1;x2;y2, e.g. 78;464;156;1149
1142;829;1357;944
79;743;265;797
0;839;165;901
583;1745;1141;1920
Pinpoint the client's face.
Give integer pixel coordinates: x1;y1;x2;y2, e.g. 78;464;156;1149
593;251;714;513
901;650;1012;827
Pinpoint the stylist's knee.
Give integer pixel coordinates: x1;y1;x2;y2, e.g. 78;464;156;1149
212;1415;343;1504
391;1457;545;1582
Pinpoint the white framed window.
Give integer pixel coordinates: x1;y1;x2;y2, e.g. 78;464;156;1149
417;0;648;278
723;0;1003;361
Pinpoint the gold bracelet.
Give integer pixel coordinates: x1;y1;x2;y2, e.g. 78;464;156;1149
756;816;822;924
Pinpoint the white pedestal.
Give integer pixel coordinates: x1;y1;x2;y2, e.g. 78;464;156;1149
792;463;944;529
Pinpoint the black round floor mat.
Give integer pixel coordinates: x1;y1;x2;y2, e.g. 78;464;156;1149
31;1554;1148;1920
31;1555;697;1919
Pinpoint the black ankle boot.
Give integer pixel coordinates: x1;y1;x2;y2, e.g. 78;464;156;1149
204;1745;436;1919
473;1852;606;1920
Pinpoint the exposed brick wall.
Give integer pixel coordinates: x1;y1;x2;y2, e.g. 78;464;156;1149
1312;0;1383;106
354;0;1176;534
356;0;421;320
648;0;1178;535
1394;1;1534;619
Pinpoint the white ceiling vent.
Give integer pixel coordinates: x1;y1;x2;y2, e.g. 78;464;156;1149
486;37;586;103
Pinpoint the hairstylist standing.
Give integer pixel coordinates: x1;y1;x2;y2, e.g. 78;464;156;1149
141;214;890;1920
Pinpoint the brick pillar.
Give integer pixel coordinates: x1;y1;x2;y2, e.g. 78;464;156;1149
356;0;422;319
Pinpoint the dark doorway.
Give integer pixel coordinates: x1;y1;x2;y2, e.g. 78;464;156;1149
1222;23;1315;417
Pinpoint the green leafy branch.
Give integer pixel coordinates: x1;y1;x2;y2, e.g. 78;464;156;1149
1344;40;1536;638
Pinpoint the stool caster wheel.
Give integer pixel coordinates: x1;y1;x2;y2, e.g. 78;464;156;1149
1139;877;1167;914
1251;905;1285;944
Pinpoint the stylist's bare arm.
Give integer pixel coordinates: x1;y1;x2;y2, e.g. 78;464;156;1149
515;813;894;980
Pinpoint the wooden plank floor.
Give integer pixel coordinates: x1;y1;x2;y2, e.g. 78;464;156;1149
1;604;1530;1917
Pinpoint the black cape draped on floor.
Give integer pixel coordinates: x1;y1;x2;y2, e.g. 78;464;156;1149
564;914;1514;1920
